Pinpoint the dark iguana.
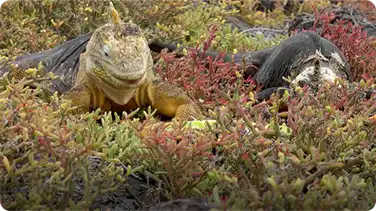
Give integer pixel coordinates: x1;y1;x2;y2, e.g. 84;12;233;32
151;31;363;101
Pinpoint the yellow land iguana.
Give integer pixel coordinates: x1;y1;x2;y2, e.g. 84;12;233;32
61;3;203;122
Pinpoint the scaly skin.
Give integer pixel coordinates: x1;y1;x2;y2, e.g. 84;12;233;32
63;4;202;122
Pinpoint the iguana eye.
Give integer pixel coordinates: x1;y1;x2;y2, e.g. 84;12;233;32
103;45;110;58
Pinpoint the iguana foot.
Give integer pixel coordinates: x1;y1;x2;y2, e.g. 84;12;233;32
143;80;204;122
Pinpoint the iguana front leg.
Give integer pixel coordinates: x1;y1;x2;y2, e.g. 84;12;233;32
62;83;93;113
140;81;203;122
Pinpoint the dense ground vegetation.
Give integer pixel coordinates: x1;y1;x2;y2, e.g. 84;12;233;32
0;0;376;210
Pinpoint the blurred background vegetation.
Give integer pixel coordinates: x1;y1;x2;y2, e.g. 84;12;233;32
0;0;336;57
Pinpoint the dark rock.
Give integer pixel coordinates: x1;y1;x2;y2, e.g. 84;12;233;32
146;198;219;211
288;5;376;37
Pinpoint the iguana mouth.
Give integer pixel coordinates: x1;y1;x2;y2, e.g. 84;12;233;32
112;71;144;81
97;61;146;87
111;72;146;88
98;79;138;105
126;79;140;84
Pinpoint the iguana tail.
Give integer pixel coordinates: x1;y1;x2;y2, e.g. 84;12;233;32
0;32;93;93
148;41;276;78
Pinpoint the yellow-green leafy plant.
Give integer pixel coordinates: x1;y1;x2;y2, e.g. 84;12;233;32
0;69;146;209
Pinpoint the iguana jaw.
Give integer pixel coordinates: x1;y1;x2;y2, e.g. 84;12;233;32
104;63;147;88
88;67;148;105
85;53;147;89
82;54;148;105
97;77;138;105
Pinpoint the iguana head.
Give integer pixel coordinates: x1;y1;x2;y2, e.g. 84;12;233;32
82;3;152;90
291;49;350;90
